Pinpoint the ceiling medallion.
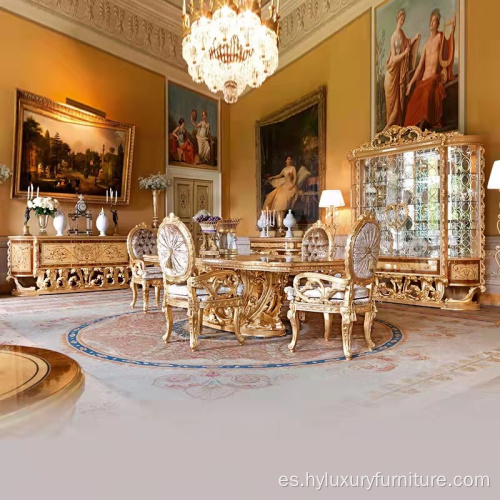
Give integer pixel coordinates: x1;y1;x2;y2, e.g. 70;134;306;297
181;0;281;104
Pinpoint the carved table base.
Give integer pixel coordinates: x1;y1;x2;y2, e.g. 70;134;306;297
197;255;343;338
203;270;289;337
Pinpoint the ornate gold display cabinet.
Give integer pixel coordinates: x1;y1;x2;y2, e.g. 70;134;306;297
348;126;485;310
7;235;130;296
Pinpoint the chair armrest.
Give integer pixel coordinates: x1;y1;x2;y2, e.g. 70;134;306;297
130;259;145;278
292;272;349;303
187;270;240;300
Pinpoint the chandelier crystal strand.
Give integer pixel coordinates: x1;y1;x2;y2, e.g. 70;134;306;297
182;0;280;104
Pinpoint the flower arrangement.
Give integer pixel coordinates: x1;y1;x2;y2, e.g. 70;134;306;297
192;210;221;223
139;173;169;190
193;210;221;234
0;164;11;183
27;196;60;217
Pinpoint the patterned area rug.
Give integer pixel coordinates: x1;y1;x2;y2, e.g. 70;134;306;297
1;291;500;405
67;311;402;368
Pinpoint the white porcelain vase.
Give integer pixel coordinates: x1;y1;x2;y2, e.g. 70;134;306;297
257;214;266;237
53;209;67;236
96;208;109;236
283;209;296;238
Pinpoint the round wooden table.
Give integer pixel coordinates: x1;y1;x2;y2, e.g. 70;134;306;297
0;345;84;434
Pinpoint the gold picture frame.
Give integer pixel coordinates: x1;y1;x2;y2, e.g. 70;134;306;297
255;87;326;229
12;89;135;204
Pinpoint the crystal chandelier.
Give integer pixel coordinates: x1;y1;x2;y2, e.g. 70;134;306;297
181;0;281;104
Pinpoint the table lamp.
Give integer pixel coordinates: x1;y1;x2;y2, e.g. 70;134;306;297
319;189;345;227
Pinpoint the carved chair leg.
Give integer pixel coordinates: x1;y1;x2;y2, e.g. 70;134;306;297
154;286;161;307
287;307;300;351
188;307;199;352
324;312;332;341
363;311;376;351
143;283;150;313
341;315;354;361
233;307;244;345
162;304;173;344
130;281;138;308
298;311;306;324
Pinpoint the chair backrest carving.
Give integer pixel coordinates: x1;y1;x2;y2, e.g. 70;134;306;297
127;223;158;260
345;212;381;285
301;221;337;262
157;213;195;284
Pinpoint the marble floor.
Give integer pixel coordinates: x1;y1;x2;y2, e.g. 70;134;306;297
1;290;499;498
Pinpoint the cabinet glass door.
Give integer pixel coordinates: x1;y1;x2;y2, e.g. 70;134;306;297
447;145;480;258
359;147;441;258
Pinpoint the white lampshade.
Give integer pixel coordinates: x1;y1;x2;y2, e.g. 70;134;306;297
488;161;500;189
319;189;345;208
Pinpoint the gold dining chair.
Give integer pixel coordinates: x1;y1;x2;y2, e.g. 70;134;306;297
287;212;381;360
157;213;244;351
127;222;163;312
301;219;337;262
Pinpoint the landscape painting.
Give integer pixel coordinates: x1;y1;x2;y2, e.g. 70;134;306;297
168;82;218;169
373;0;463;134
255;87;326;228
12;90;135;204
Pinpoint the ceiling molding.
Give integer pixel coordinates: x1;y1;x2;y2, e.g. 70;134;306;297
5;0;186;69
278;0;377;66
2;0;380;85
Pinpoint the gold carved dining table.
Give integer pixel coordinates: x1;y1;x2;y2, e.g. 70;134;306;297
145;254;343;338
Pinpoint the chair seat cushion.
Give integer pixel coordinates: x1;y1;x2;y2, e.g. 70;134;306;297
285;284;369;303
142;267;163;279
168;283;244;301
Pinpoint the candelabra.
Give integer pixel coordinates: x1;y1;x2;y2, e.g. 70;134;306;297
106;188;119;235
258;209;275;237
23;184;39;235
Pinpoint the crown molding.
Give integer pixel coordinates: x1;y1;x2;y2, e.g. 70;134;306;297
278;0;377;67
3;0;186;70
1;0;381;89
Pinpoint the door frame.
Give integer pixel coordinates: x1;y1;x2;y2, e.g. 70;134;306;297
165;166;221;217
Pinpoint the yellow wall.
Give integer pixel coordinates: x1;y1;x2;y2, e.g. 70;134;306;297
228;0;500;236
0;10;165;236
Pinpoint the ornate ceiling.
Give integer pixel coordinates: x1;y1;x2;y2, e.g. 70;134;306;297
4;0;374;79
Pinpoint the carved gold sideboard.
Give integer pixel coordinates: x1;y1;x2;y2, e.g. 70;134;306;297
7;236;130;296
249;237;303;255
348;126;485;310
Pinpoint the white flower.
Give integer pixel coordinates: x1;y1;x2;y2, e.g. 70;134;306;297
0;164;11;183
139;173;169;190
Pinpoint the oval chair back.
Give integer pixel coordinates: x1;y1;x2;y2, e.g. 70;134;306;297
157;213;195;284
127;222;158;261
301;220;337;262
344;212;381;286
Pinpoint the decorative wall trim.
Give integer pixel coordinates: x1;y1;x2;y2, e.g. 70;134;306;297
3;0;383;84
7;0;185;69
485;236;500;296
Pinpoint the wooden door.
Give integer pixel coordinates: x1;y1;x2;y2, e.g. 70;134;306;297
173;178;213;252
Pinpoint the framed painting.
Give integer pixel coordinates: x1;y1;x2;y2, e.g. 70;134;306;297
255;87;326;229
11;90;135;204
372;0;464;135
168;81;219;170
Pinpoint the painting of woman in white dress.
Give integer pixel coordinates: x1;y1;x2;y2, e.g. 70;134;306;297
256;88;326;228
168;82;218;169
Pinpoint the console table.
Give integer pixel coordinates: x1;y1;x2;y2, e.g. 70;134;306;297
7;235;130;296
249;237;303;256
